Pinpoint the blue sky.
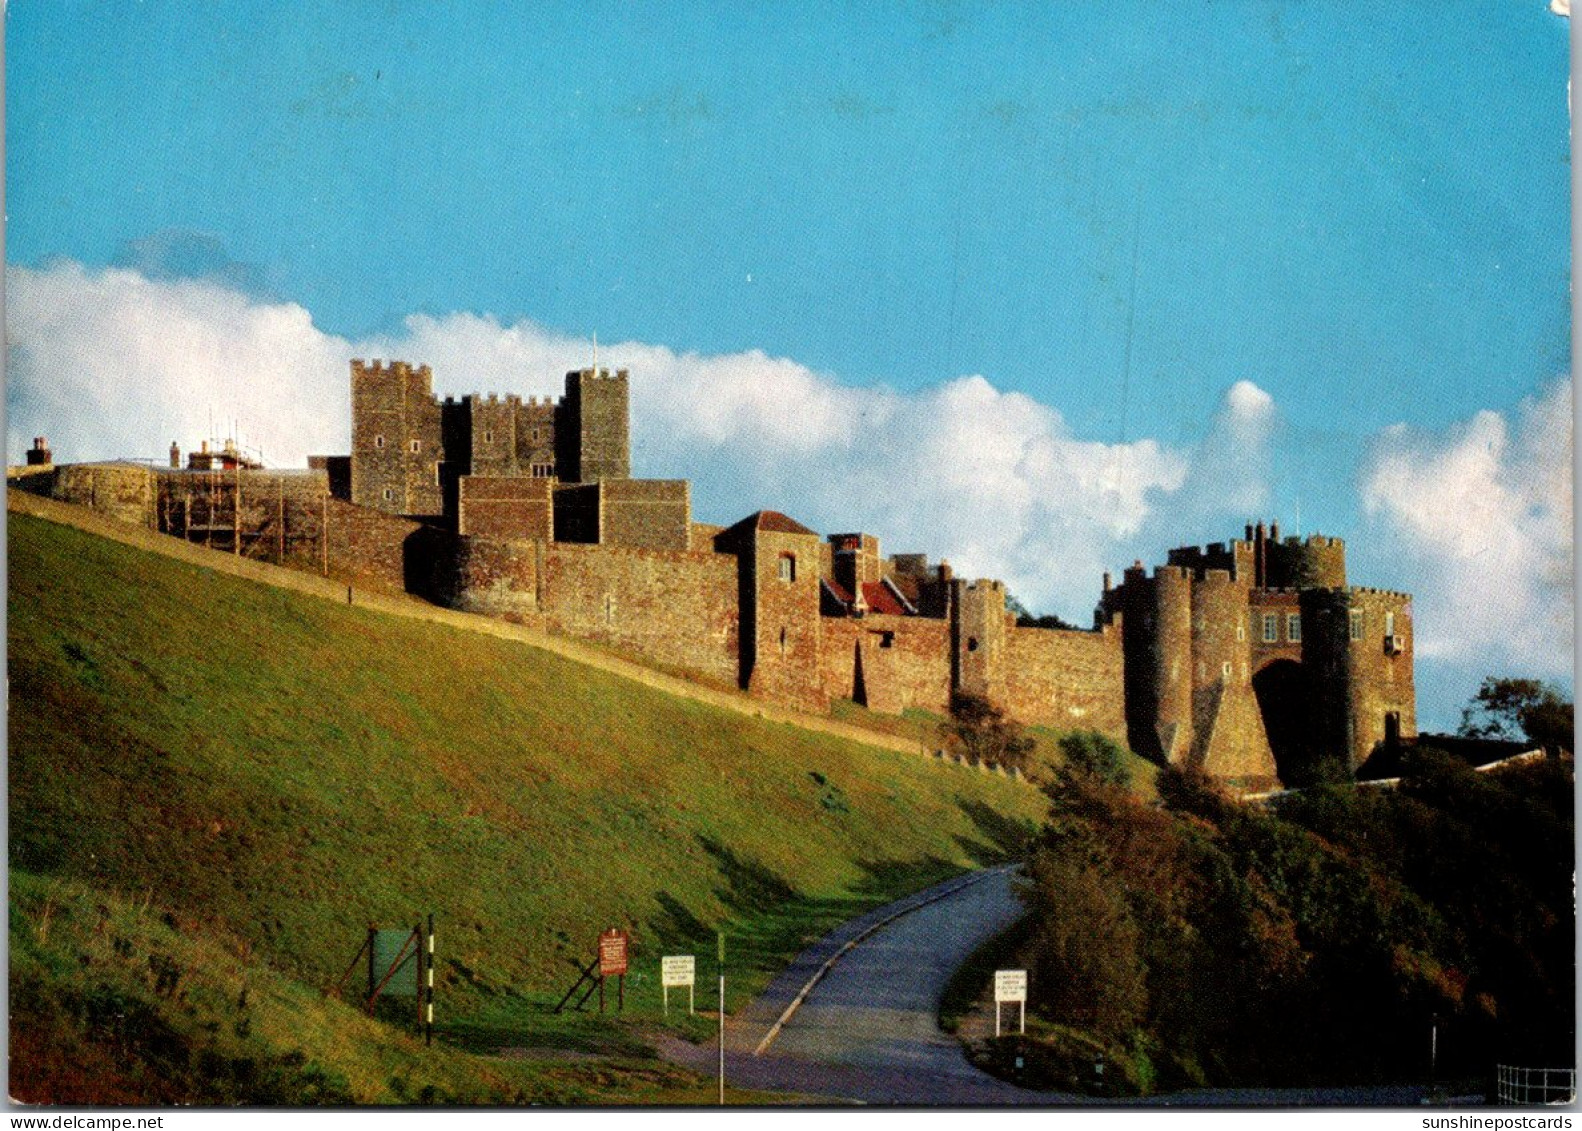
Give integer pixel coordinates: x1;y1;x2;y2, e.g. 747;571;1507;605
5;1;1572;729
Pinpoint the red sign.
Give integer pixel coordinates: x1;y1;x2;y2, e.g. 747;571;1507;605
598;929;629;977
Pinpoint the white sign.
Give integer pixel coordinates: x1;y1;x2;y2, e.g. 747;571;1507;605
661;954;696;1017
994;969;1027;1003
994;969;1027;1037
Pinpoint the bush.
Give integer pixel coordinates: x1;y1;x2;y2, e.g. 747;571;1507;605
941;691;1035;771
1057;731;1131;789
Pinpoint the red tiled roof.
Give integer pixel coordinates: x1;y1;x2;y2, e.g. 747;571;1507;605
862;581;908;616
755;510;817;535
721;509;819;539
823;578;854;604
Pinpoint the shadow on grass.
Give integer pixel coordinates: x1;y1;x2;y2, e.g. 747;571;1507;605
650;891;714;954
697;835;799;915
955;797;1039;866
441;989;659;1058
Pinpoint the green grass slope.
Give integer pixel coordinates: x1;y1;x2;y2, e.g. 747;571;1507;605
8;512;1044;1103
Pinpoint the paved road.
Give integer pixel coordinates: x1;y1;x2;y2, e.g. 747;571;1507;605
659;866;1046;1105
655;867;1462;1107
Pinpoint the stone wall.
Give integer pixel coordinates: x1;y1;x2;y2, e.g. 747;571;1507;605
53;464;157;528
458;476;554;541
1003;622;1127;741
541;542;738;685
601;479;690;550
447;536;543;622
322;497;432;594
819;615;952;714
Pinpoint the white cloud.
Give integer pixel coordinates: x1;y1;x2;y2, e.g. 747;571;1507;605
1358;380;1574;681
6;262;349;467
8;259;1293;619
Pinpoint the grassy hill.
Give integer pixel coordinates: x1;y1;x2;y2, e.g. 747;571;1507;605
8;511;1046;1103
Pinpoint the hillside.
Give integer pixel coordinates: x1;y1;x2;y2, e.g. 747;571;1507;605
8;510;1046;1103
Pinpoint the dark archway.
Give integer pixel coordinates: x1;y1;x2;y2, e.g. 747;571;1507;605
1253;659;1319;786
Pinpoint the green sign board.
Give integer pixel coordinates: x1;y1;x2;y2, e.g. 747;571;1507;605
371;928;420;997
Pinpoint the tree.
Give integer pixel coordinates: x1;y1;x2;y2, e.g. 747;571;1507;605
1005;590;1079;631
1057;731;1132;789
1458;677;1573;751
1021;847;1149;1042
941;691;1035;770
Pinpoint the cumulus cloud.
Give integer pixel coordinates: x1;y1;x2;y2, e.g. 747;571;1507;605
1358;380;1573;682
7;258;1292;618
6;261;347;467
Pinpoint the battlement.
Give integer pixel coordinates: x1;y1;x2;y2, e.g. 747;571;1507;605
962;579;1004;593
567;367;629;382
351;358;433;383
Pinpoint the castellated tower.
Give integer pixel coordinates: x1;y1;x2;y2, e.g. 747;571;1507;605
950;579;1009;701
350;359;447;517
558;368;630;484
348;360;635;520
1301;587;1415;773
1112;521;1413;788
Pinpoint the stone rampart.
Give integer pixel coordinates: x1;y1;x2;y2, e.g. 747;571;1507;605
458;476;554;541
541;542;739;685
819;615;952;714
601;479;690;550
1003;623;1126;741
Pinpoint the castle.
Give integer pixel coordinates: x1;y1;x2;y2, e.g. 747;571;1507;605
18;360;1415;788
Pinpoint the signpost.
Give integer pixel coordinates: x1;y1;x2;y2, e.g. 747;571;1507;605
331;917;435;1045
994;969;1027;1037
662;955;696;1017
598;929;630;1013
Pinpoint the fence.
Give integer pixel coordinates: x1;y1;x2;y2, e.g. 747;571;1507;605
1496;1064;1575;1105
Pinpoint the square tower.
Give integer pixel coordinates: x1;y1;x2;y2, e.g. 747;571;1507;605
350;359;447;517
558;368;630;484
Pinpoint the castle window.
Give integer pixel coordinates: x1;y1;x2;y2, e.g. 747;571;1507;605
1222;661;1233;679
1350;611;1364;640
605;594;616;624
532;463;554;478
484;430;494;444
382;488;393;501
968;637;979;653
410;439;421;453
779;627;788;655
1287;614;1302;642
1236;623;1245;641
533;429;541;442
375;435;385;449
879;631;895;649
1263;613;1278;643
435;462;443;486
1384;611;1396;637
778;554;796;582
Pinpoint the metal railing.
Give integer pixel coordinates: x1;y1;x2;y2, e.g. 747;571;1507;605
1496;1064;1576;1105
